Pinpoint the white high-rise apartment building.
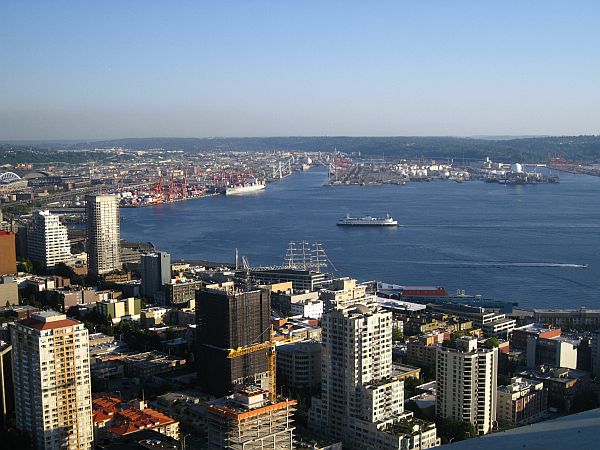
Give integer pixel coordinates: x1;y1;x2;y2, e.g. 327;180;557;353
86;194;120;275
27;210;72;269
11;311;93;450
309;304;439;450
436;336;498;435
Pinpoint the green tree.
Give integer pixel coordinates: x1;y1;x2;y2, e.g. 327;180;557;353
435;417;476;443
484;337;500;348
18;258;33;273
392;327;404;342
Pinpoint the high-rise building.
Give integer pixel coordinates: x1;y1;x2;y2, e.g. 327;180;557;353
0;342;14;429
206;386;296;450
591;330;600;378
309;304;439;450
0;230;17;274
436;336;498;435
27;210;72;270
86;195;120;275
141;251;171;302
11;311;93;450
196;284;271;397
276;340;321;390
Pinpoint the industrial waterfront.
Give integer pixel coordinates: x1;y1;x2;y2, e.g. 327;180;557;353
120;167;600;309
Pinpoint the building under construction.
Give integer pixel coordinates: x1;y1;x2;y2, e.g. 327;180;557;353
196;284;271;397
206;386;296;450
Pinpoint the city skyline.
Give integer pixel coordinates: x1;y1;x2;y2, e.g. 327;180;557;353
2;1;600;139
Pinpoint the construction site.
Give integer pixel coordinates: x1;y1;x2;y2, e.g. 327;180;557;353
197;280;298;450
206;386;297;450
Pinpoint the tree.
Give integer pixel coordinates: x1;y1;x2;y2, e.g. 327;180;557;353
392;327;404;342
484;337;500;348
435;417;476;443
403;376;422;399
18;258;33;273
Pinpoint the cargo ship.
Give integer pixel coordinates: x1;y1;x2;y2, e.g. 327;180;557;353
337;214;398;226
225;180;266;195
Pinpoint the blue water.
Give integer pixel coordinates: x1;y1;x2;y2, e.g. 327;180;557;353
120;167;600;309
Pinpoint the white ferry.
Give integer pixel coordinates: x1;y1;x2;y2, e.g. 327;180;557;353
225;179;266;195
337;214;398;226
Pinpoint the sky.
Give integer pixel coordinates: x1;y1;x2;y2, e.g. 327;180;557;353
1;1;600;140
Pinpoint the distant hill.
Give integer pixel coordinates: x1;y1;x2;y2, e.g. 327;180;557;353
66;135;600;163
2;135;600;164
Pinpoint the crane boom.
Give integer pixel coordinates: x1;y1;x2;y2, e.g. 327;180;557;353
225;325;288;401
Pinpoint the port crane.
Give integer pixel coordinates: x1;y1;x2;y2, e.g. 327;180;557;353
226;324;290;402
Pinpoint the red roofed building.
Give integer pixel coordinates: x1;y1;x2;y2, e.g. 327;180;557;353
92;395;179;442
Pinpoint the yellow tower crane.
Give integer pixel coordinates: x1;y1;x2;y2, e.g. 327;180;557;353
226;324;289;402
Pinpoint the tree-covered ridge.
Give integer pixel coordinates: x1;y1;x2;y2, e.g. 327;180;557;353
3;135;600;163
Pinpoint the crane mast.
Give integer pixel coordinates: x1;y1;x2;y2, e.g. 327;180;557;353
226;324;284;402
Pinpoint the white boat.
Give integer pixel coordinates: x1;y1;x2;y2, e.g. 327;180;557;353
225;180;266;195
337;214;398;226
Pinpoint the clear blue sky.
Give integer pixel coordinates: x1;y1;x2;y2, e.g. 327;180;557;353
1;1;599;140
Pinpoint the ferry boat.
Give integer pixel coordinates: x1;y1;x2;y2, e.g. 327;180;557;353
225;180;266;195
337;214;398;227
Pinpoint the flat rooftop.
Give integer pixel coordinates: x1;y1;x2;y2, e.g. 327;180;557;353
444;407;600;450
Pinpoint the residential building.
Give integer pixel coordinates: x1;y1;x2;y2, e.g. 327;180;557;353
206;386;296;450
86;194;121;275
27;210;72;269
0;342;14;429
428;304;515;338
496;377;547;426
406;332;445;373
96;297;141;324
309;304;439;450
140;252;171;302
276;340;321;390
11;311;93;450
0;230;17;274
165;278;201;308
436;337;498;435
92;396;179;441
196;284;271;397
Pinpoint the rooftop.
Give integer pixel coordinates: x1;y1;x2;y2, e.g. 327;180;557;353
498;377;543;394
445;407;600;450
514;322;560;333
20;310;80;330
207;387;297;420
